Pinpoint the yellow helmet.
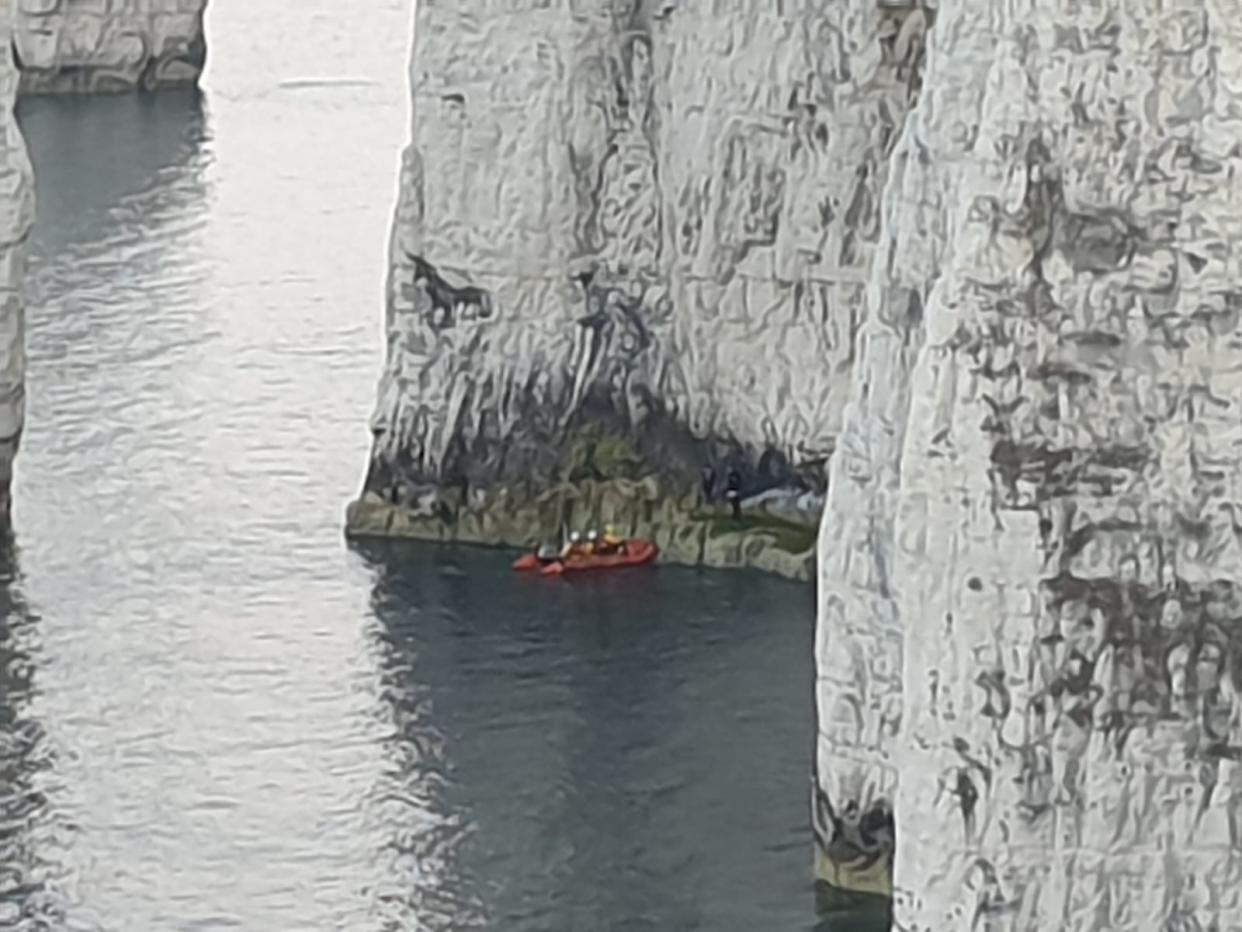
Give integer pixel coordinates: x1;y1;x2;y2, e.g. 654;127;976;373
605;523;616;534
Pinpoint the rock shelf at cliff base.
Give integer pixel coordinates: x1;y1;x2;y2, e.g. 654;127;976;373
345;475;821;583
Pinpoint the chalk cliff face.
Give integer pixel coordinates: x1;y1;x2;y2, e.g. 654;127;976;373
360;0;928;513
0;6;34;528
818;0;1242;927
367;0;1242;921
15;0;208;94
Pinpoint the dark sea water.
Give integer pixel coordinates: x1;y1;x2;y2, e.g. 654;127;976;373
3;1;885;929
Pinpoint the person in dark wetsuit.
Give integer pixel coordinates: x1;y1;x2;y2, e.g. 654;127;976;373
701;465;716;506
724;469;742;521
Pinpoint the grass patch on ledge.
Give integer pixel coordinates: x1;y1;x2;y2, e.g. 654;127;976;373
700;510;817;555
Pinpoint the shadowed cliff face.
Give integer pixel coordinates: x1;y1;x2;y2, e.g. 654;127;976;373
361;0;929;507
0;6;35;531
819;0;1242;926
15;0;208;94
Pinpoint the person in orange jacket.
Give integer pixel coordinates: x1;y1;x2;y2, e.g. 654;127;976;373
600;524;623;555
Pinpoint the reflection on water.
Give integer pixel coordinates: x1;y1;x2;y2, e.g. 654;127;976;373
359;543;820;932
1;0;885;928
20;91;211;257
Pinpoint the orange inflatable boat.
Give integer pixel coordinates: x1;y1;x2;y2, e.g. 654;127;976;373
513;539;659;576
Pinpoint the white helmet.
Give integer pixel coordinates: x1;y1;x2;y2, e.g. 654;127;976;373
588;530;598;541
570;531;581;542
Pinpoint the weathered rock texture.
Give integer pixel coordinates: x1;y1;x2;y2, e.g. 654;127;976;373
0;5;34;529
357;0;929;534
817;0;1242;927
14;0;207;94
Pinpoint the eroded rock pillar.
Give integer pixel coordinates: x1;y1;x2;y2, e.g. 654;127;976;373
818;0;1242;926
0;2;35;530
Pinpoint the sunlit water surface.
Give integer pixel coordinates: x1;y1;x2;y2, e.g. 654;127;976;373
1;2;884;929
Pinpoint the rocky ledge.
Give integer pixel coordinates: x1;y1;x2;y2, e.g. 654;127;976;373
348;429;819;582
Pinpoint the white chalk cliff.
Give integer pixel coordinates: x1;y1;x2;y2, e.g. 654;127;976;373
0;5;33;530
818;0;1242;927
14;0;208;93
361;0;926;526
363;0;1242;924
